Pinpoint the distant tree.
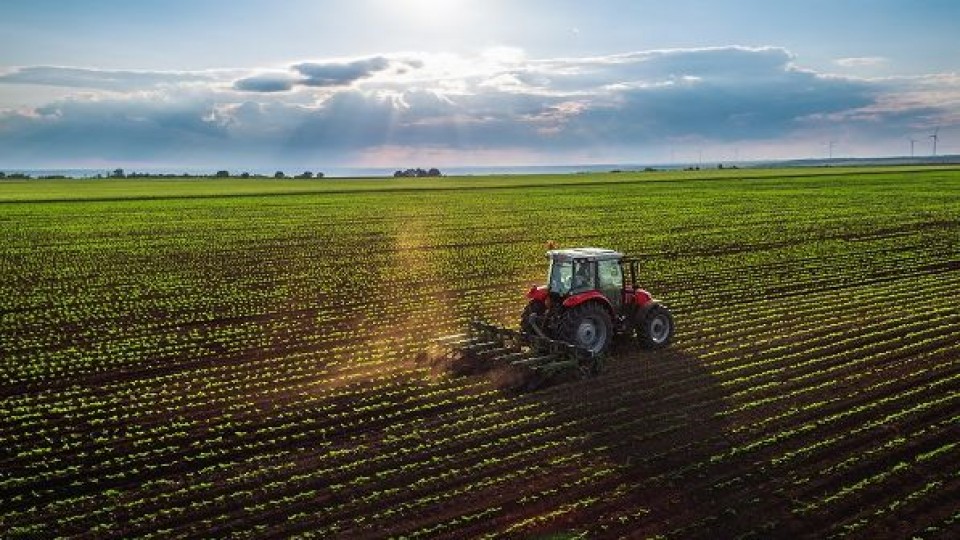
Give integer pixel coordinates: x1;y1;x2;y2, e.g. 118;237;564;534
394;168;442;178
240;172;251;178
215;170;230;178
315;172;324;178
274;171;285;179
0;172;5;179
112;168;125;178
297;171;314;179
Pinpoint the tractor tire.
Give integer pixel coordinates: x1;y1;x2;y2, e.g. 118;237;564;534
637;303;674;349
560;302;613;355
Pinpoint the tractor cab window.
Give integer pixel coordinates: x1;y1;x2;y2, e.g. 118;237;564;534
598;259;623;308
548;259;570;294
548;258;595;295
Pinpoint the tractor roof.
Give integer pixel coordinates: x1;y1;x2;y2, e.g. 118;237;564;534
547;247;623;262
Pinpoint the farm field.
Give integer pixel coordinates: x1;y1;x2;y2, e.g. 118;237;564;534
1;167;959;538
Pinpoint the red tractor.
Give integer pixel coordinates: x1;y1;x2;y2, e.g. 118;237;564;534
444;247;674;387
521;247;674;354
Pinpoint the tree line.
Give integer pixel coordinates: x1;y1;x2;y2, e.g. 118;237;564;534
111;169;326;179
2;168;448;180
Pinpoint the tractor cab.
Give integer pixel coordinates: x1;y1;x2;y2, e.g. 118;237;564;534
546;248;624;307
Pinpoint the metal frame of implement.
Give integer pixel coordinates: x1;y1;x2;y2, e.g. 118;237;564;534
445;320;604;379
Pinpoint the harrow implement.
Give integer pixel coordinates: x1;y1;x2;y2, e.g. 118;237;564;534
439;321;604;390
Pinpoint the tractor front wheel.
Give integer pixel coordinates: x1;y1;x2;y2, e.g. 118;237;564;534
560;302;613;355
637;303;674;349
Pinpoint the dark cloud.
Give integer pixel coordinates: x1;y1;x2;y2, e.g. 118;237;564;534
294;57;390;87
0;95;230;163
233;56;417;93
233;74;296;93
562;68;878;143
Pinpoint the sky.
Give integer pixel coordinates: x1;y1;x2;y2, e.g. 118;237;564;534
0;0;958;170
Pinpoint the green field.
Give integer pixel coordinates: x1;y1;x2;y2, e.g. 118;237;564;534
2;167;959;538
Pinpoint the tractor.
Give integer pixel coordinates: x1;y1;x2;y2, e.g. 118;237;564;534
442;247;674;388
521;247;674;354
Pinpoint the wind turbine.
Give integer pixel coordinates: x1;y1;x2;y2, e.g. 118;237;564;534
930;127;940;156
909;138;917;157
824;140;837;160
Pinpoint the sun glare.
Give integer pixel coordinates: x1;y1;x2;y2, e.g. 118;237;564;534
387;0;465;26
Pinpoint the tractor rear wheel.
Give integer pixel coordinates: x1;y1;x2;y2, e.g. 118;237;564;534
637;304;674;349
560;302;613;355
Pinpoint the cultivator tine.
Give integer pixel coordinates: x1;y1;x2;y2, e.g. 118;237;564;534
470;321;522;347
509;352;560;368
460;340;501;352
436;331;469;341
493;350;529;363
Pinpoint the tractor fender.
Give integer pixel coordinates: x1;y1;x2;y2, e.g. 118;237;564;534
627;288;653;307
526;285;549;302
562;290;614;314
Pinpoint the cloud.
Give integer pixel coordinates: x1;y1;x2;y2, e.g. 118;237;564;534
0;66;220;91
294;57;391;87
1;46;958;166
797;73;960;136
233;73;296;93
504;46;796;94
233;56;422;93
0;92;230;164
835;57;887;68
